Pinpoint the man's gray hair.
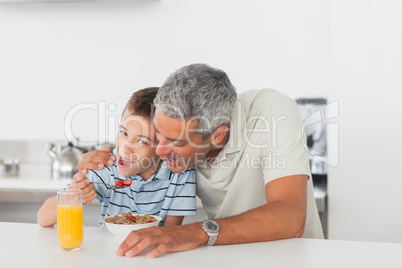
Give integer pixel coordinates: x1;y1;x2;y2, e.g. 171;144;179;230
154;63;237;139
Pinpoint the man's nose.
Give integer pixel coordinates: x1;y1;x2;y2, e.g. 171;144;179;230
155;138;172;156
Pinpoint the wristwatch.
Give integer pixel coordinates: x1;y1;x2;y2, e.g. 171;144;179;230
202;220;220;246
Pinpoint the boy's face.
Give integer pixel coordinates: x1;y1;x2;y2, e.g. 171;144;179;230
116;111;159;179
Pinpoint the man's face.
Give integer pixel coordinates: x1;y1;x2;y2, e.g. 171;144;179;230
153;109;212;173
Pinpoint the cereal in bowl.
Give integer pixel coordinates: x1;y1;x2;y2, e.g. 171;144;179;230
104;212;157;225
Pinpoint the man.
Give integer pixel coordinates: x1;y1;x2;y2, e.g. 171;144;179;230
79;64;323;258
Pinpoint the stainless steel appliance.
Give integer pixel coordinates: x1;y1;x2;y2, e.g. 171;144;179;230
0;159;20;177
296;98;328;238
46;142;83;181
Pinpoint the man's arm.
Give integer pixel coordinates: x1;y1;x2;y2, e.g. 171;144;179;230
78;147;116;171
116;174;308;258
213;174;307;243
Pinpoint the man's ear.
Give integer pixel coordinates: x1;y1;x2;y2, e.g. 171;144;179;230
211;125;229;147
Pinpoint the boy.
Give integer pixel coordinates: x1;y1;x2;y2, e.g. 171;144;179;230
37;87;196;227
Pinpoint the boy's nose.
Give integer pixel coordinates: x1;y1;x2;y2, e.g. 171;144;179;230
120;142;134;156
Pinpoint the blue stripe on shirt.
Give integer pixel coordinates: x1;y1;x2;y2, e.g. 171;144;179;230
80;150;196;226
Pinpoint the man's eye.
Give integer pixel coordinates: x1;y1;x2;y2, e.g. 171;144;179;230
174;142;185;147
139;140;147;145
119;131;127;136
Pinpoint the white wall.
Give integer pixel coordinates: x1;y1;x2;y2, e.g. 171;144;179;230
7;0;402;244
328;0;402;242
0;0;328;144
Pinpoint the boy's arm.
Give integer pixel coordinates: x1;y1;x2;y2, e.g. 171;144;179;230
162;216;184;227
37;195;57;227
159;170;195;228
37;170;98;227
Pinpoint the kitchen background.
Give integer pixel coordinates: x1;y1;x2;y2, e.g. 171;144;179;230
1;0;401;243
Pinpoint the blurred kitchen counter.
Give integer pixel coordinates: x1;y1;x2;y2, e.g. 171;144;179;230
0;164;71;203
0;163;102;226
0;163;205;226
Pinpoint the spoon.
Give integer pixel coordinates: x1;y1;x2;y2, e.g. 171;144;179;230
91;180;132;189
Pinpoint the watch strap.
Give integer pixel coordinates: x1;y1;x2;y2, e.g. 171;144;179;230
206;232;218;246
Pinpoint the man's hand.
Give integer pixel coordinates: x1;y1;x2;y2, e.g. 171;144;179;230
114;175;308;259
69;169;97;204
78;147;115;171
116;223;208;258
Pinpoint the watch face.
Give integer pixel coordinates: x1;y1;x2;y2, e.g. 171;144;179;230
206;221;218;231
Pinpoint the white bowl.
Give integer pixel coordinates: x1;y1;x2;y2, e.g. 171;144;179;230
103;214;162;237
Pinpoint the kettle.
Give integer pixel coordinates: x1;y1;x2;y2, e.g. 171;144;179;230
47;142;83;181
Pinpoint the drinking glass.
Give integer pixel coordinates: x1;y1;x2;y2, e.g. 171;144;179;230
57;189;83;251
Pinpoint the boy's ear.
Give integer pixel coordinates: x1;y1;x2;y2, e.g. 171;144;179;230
211;125;229;146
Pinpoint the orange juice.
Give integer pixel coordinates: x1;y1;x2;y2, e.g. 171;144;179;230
57;204;83;250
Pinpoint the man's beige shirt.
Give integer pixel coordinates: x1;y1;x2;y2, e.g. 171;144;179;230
196;88;324;239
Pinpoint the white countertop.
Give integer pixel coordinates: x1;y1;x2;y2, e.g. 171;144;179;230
2;221;402;267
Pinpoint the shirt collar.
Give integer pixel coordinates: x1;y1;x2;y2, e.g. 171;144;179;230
222;99;246;155
137;161;170;183
153;161;171;180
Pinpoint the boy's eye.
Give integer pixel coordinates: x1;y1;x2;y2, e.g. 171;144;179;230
138;140;147;145
119;131;128;136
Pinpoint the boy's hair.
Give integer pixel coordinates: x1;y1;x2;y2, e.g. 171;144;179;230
124;87;159;118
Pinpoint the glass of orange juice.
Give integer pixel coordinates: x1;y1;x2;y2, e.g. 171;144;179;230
57;189;83;251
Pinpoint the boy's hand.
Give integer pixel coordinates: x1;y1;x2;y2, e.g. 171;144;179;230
78;147;115;171
70;169;97;204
